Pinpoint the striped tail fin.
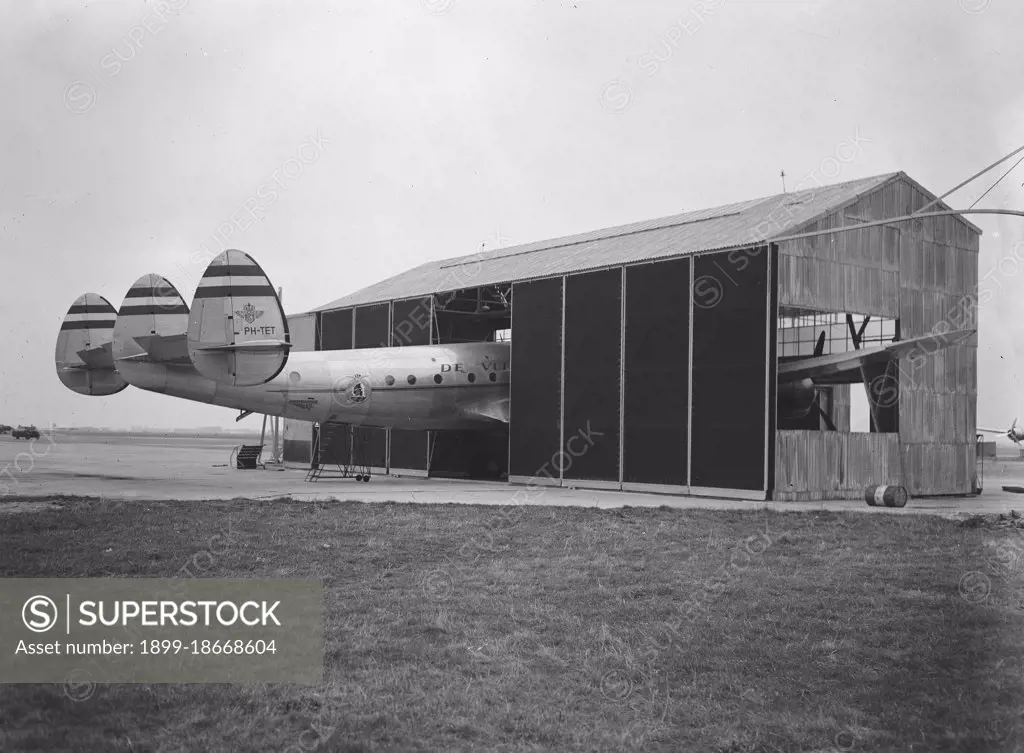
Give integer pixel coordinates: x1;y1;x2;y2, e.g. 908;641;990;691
187;249;291;386
54;293;128;396
112;274;192;366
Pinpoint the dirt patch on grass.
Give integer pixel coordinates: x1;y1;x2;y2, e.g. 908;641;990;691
0;499;62;515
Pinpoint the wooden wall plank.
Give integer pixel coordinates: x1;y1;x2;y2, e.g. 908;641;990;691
774;430;902;500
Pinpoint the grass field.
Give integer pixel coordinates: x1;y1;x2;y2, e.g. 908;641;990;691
1;497;1023;752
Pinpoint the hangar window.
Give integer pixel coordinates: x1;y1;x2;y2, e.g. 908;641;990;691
493;328;511;343
777;311;898;357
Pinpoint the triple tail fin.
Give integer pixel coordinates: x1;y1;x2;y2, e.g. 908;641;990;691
54;293;128;395
187;249;290;386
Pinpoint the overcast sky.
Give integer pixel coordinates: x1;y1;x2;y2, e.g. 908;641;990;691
1;0;1022;433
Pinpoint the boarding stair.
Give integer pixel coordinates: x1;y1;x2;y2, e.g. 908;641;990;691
232;444;266;470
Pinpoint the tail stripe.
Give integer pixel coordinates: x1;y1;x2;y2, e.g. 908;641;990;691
118;304;190;316
68;303;116;315
201;263;260;278
197;275;269;288
63;311;117;322
194;284;278;299
120;296;186;307
124;285;182;299
61;320;115;330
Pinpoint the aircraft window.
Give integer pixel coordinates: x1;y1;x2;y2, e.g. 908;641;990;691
467;372;476;383
434;374;442;384
489;372;497;382
385;375;395;386
407;375;416;385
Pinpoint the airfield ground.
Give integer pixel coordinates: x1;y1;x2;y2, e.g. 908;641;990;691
1;434;1024;751
3;431;1024;515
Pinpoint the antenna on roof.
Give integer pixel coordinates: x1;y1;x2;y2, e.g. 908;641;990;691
780;170;787;193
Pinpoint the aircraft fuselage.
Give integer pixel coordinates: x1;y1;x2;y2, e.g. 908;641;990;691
116;341;511;430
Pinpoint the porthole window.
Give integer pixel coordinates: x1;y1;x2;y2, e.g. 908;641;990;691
407;375;416;385
489;372;497;382
385;375;395;386
467;372;476;383
434;374;443;384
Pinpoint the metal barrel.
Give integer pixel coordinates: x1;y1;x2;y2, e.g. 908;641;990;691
864;484;908;508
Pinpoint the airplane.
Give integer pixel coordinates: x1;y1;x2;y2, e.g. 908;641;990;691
55;250;976;450
977;419;1024;444
55;251;510;432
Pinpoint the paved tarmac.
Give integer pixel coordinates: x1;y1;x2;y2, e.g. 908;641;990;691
0;432;1021;518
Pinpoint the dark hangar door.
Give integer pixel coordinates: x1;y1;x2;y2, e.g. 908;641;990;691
563;269;621;482
318;309;352;351
390;297;432;472
354;304;390;349
391;297;432;347
509;277;563;480
312;310;352;464
690;248;770;492
353;303;391;469
623;258;690;486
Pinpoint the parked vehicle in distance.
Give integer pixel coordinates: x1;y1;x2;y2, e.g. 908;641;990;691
12;425;41;439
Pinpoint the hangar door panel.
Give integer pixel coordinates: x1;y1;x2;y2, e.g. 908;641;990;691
354;426;388;470
391;298;432;347
353;304;390;468
354;304;390;349
389;298;432;471
691;248;769;491
318;309;352;351
509;278;563;479
623;258;690;485
563;269;621;482
390;430;427;471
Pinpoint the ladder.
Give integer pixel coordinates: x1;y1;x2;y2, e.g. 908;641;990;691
305;422;371;483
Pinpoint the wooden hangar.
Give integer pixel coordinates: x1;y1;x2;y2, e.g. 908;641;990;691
282;171;979;501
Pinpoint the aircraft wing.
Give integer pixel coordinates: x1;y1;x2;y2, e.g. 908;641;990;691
460;396;510;424
778;328;975;384
121;333;193;365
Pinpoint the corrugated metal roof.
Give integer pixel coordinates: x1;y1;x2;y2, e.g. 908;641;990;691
310;171;963;312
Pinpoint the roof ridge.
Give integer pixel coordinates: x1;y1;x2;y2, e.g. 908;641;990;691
441;172;901;269
309;171;927;313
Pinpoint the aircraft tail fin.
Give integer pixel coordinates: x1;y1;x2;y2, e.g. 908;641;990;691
55;293;129;396
112;274;192;365
187;249;290;386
